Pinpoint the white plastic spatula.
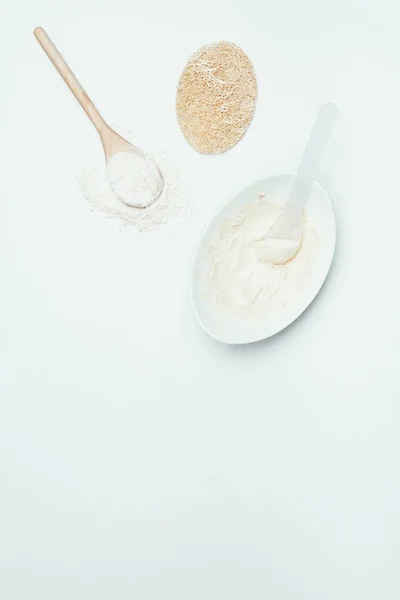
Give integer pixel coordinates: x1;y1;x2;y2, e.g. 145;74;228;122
257;103;338;264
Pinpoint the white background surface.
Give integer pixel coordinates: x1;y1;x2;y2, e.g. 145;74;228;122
1;0;400;598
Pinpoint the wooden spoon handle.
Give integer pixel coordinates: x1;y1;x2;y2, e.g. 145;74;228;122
34;27;108;134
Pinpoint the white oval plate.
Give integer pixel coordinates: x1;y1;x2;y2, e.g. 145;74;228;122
190;174;336;344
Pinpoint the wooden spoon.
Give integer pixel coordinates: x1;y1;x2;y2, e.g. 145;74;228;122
34;27;163;206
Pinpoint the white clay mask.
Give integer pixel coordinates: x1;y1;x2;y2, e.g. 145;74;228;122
208;194;318;317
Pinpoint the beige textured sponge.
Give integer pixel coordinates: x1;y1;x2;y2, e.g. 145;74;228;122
176;41;257;154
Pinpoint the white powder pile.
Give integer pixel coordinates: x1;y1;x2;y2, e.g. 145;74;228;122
176;41;257;154
208;194;319;317
79;150;193;232
107;151;163;208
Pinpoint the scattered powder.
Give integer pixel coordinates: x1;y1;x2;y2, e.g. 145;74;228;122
107;151;163;208
208;194;319;317
79;149;193;232
176;41;257;154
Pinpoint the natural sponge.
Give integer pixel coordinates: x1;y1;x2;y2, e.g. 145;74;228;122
176;41;257;154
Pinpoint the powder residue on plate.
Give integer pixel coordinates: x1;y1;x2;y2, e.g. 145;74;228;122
208;193;319;318
176;41;257;154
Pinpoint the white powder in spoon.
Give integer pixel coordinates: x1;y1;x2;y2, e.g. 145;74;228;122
107;151;164;208
79;149;193;232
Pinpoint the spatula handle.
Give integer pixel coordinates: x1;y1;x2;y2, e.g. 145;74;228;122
34;27;108;134
289;103;338;215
